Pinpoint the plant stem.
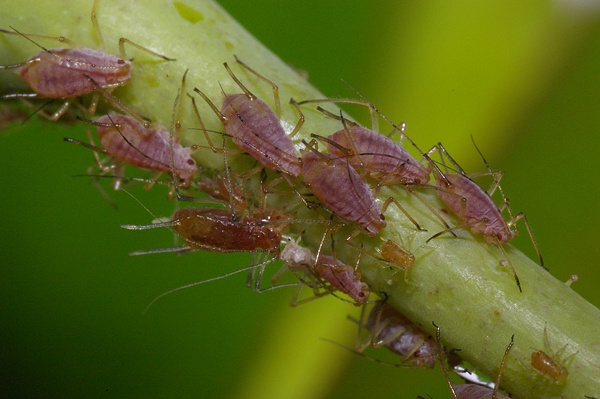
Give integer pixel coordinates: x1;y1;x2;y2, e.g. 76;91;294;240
2;1;599;397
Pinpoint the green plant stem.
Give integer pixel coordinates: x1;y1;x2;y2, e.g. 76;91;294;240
2;1;599;397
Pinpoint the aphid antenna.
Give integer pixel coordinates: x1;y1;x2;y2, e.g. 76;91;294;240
340;79;429;156
433;322;459;399
0;26;77;59
141;258;288;315
297;96;380;132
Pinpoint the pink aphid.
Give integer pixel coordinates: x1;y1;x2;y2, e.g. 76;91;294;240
364;302;436;368
95;113;197;186
278;237;369;305
319;112;431;186
429;140;542;261
302;147;385;236
7;46;131;99
193;58;302;177
315;254;369;306
0;1;173;120
434;171;512;244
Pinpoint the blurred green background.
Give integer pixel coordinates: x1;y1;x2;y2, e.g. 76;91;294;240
1;0;599;397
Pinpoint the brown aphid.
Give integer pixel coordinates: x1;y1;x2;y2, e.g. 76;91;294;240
359;302;436;368
531;350;568;385
171;207;285;254
193;57;303;177
380;239;415;272
301;142;385;236
122;206;288;255
0;0;173;120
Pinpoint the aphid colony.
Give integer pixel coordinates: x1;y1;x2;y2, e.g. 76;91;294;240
1;3;556;396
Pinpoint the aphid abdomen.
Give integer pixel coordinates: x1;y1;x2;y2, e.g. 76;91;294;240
96;114;197;184
302;151;385;235
328;126;430;185
172;208;282;253
222;93;301;177
367;303;435;368
315;255;369;305
20;48;131;98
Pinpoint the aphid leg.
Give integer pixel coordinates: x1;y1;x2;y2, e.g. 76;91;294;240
505;210;545;268
434;323;514;399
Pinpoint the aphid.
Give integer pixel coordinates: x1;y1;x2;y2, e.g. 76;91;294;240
70;113;197;187
380;239;415;273
425;139;544;292
314;255;370;305
530;325;575;385
301;140;386;236
428;139;542;261
122;206;288;255
193;57;303;177
0;0;173;120
531;350;568;385
66;71;197;190
435;324;513;399
307;106;431;185
278;236;370;306
356;301;436;368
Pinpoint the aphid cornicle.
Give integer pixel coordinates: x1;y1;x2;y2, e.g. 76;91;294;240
193;57;303;177
0;0;173;120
